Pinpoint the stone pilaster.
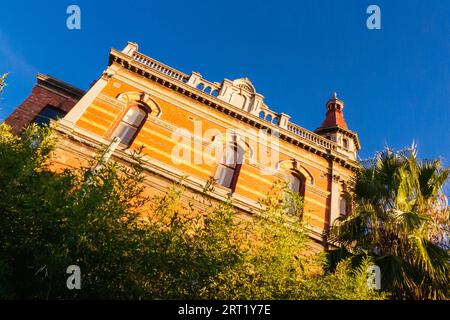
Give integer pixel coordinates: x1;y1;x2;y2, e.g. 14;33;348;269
329;172;341;225
63;65;119;127
279;113;291;129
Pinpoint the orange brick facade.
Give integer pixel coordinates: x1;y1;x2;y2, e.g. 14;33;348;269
4;42;361;246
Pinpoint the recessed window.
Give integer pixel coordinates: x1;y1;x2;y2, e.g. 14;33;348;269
285;171;306;214
34;106;66;127
113;105;147;147
214;143;243;190
340;197;347;216
343;138;349;149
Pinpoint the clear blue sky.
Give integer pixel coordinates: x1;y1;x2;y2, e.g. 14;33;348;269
0;0;449;165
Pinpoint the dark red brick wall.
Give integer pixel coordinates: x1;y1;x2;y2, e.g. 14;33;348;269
4;85;79;134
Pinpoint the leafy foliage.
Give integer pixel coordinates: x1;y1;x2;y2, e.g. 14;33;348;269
0;123;383;300
328;146;450;299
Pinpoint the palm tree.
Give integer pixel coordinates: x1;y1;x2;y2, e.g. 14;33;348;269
327;145;450;299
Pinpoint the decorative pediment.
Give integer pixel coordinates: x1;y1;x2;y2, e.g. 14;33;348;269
116;92;162;117
276;160;314;185
232;78;256;94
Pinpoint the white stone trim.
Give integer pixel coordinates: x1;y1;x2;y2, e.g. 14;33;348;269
63;65;120;126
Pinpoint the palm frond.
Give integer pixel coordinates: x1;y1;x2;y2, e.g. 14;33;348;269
332;146;450;299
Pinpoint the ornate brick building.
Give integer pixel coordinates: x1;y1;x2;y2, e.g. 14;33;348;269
5;42;360;246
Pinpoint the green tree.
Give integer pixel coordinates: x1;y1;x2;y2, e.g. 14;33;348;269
0;123;383;300
328;146;450;299
0;123;152;299
204;182;384;300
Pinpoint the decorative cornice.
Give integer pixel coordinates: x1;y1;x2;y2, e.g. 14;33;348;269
37;73;85;101
108;49;360;171
305;184;330;198
315;125;361;150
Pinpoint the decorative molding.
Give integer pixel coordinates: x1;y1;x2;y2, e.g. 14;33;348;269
305;184;330;198
54;119;328;242
108;48;360;171
107;72;350;175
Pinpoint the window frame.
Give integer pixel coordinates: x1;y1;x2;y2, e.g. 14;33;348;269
110;102;149;148
286;170;306;198
214;143;243;192
343;138;349;149
33;105;66;127
284;170;306;215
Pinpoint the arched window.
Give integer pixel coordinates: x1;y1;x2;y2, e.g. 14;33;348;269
286;170;306;197
214;143;244;191
339;183;351;216
339;197;347;216
259;111;265;119
343;138;349;149
113;104;148;147
285;170;306;215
